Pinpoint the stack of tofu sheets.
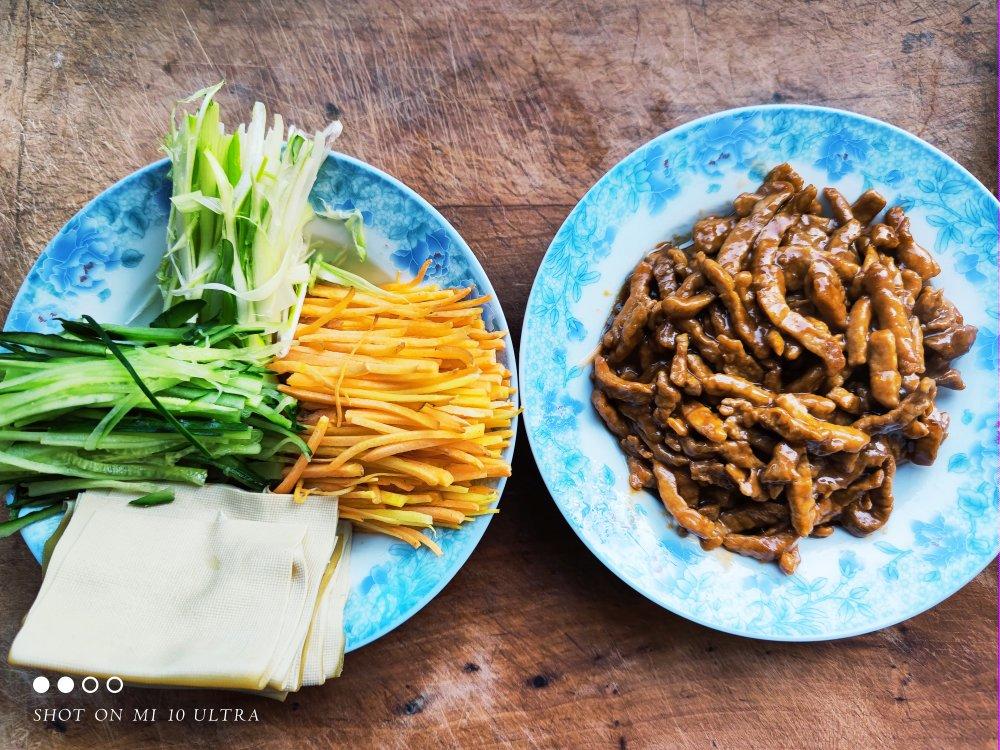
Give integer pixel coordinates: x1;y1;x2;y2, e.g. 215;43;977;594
9;485;352;696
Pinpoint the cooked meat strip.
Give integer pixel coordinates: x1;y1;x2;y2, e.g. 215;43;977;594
724;464;766;500
603;258;658;363
620;404;689;470
779;545;801;575
787;448;816;536
669;334;701;395
774;393;869;453
869;223;900;249
841;456;895;535
681;400;728;443
766;163;805;191
690;460;734;488
823;187;854;225
761;442;800;484
666;247;692;275
852;377;935;434
805;257;849;329
594;355;654;403
653;370;681;413
653;463;725;545
673;470;703;506
702;372;774;405
716;440;764;469
924;354;966;390
784;364;826;393
620;434;652;461
662;292;715;318
765;329;786;357
675;318;723;366
885;207;941;281
851;189;886;225
900;268;923;300
914;286;978;360
901;419;929;439
723;531;798;562
650;246;679;295
733;192;762;216
719;502;789;533
716;191;793;273
799;213;837;234
909;409;949;466
868;329;902;408
665;417;689;436
845;297;872;367
626;456;655;490
693;216;738;254
654;319;678;349
822;219;863;281
791;393;837;418
826;386;862;414
592;389;631;438
675;271;705;297
708;304;736;340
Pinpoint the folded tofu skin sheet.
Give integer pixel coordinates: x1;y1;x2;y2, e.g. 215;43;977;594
9;486;352;693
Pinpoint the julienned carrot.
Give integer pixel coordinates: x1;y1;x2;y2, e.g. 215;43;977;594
272;266;516;553
274;415;330;493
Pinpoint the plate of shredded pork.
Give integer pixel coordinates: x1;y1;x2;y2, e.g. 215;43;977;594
521;105;997;640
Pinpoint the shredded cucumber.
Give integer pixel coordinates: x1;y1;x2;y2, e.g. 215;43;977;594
0;322;304;503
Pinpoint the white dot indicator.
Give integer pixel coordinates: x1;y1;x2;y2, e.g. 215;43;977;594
106;676;123;694
81;676;99;694
32;676;49;693
57;676;74;693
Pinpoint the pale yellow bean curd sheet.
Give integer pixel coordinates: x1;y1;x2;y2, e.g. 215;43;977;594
269;262;518;553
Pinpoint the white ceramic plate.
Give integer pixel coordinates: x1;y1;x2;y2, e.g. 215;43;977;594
521;105;998;640
7;153;518;651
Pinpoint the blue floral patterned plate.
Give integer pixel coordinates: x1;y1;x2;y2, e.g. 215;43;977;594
6;153;518;652
520;105;998;641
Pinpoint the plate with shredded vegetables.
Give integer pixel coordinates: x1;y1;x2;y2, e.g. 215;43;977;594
521;105;998;640
4;84;518;652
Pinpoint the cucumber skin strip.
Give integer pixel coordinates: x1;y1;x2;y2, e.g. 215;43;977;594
0;504;63;538
26;479;161;497
129;490;175;507
0;450;206;485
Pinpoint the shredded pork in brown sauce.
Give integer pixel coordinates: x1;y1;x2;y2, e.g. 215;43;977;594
592;163;976;573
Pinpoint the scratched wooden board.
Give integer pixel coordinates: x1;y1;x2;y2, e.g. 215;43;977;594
0;1;996;748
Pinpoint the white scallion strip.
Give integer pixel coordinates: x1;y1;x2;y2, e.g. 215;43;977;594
157;82;350;354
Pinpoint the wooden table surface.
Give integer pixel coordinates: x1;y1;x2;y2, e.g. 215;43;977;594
0;1;996;748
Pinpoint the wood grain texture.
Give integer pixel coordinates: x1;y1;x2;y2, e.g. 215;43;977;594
0;1;996;748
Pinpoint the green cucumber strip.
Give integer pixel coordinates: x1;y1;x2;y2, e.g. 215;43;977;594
25;479;161;497
85;393;145;451
0;504;63;538
150;299;206;328
161;385;245;409
0;332;107;356
247;417;311;457
64;453;207;483
129;490;175;507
